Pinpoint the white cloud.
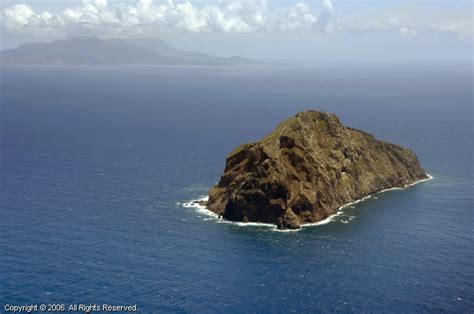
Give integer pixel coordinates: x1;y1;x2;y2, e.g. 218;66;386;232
2;0;471;38
1;0;331;36
139;0;153;7
321;0;333;13
95;0;108;9
3;4;62;35
82;0;108;8
4;4;34;26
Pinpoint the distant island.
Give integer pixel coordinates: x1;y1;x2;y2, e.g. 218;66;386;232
197;111;428;230
0;36;259;66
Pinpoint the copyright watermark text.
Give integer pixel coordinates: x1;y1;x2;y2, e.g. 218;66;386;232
4;304;139;313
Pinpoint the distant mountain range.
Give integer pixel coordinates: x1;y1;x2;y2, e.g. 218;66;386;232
0;36;259;66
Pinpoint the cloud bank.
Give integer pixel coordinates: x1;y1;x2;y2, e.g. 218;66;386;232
2;0;472;38
3;0;333;36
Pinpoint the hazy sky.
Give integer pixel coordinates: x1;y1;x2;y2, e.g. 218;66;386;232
1;0;472;63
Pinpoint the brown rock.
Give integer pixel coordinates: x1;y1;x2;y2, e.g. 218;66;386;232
205;110;428;230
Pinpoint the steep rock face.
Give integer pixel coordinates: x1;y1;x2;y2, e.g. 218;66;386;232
205;110;428;229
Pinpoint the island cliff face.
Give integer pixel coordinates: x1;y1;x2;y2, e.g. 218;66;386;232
205;111;428;229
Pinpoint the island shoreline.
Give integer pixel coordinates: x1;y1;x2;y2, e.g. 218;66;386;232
182;174;433;232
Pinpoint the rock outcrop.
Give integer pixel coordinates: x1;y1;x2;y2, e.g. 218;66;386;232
204;110;428;230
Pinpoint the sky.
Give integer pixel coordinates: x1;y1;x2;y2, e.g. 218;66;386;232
1;0;472;63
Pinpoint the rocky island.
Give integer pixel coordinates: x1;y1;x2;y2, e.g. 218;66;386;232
201;110;428;230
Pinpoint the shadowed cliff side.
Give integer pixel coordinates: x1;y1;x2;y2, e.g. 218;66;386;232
204;110;428;230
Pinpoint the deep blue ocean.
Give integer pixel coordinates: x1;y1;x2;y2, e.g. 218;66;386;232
1;64;473;313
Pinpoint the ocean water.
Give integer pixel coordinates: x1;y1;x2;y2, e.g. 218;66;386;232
1;64;472;313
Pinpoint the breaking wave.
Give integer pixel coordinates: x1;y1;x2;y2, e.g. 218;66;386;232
181;174;433;232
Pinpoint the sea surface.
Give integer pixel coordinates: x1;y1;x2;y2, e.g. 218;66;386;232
1;64;473;313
